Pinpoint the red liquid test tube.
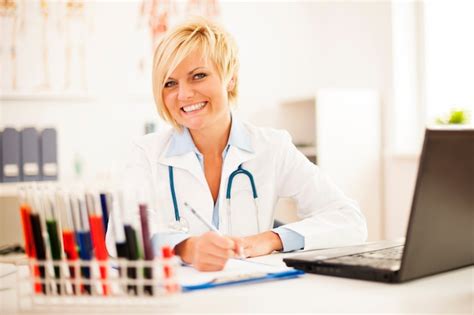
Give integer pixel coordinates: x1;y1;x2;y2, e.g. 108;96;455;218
86;194;109;295
162;246;179;293
89;214;108;295
19;203;42;293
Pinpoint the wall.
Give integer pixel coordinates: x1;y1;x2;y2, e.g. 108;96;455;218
384;155;419;239
1;1;395;239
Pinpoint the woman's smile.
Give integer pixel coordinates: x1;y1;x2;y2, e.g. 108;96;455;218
181;101;208;114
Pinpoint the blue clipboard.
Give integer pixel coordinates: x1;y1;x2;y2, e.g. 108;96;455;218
181;269;304;292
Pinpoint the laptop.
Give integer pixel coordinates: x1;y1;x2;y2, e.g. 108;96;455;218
284;128;474;283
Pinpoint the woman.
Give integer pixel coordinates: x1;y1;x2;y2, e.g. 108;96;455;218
107;17;367;271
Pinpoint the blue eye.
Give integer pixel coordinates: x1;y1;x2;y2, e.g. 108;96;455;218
193;73;207;80
164;80;176;88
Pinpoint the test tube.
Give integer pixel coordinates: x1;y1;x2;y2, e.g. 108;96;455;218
19;187;34;257
71;194;93;295
85;192;109;295
109;191;128;295
139;202;153;295
119;191;141;295
110;192;127;257
29;184;48;294
57;190;79;294
43;186;62;294
99;192;111;234
18;187;42;293
162;246;179;293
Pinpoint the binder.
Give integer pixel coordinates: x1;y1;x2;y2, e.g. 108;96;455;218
40;128;58;181
20;128;41;182
1;128;21;182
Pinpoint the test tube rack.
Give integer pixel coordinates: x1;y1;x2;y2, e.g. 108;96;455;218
16;257;181;312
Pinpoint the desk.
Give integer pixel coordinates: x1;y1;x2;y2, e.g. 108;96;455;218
1;252;472;314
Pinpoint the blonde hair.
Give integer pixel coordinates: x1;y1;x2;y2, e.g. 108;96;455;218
152;17;240;129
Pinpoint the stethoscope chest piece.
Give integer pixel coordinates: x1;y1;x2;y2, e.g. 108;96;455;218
168;217;190;233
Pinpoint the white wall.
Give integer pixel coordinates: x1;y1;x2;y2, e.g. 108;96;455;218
1;0;393;177
384;154;419;240
1;1;395;237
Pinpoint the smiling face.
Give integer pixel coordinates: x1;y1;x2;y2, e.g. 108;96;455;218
162;49;233;132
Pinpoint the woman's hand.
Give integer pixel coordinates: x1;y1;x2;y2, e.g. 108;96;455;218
239;231;283;258
174;232;242;271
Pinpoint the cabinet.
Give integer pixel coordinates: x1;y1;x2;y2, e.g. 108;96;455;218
275;89;382;240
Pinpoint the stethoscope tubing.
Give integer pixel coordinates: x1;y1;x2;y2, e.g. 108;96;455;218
168;163;260;234
168;166;180;222
226;165;258;199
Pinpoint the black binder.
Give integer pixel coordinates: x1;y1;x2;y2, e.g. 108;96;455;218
1;128;21;182
20;128;41;181
40;128;58;181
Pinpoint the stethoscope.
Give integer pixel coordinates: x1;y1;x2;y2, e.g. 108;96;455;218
167;164;261;235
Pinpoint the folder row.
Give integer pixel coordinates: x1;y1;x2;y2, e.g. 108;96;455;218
0;127;58;182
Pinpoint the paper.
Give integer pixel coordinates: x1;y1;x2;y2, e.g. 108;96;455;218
177;259;293;287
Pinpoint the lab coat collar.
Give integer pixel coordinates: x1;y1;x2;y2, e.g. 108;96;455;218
165;114;254;158
227;115;254;154
165;127;200;158
158;114;256;186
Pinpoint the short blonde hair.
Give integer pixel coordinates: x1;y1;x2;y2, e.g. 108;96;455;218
152;17;240;128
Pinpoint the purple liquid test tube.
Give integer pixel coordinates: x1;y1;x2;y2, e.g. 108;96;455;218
139;203;153;295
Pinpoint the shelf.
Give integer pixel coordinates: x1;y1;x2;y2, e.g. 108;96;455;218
0;92;155;104
0;92;95;102
280;96;315;106
0;183;20;197
0;182;58;197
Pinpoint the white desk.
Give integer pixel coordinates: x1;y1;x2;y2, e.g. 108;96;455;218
1;252;472;314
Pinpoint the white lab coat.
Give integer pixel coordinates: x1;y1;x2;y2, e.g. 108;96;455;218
106;121;367;254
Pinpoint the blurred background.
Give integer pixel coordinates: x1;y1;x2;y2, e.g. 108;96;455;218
1;0;473;248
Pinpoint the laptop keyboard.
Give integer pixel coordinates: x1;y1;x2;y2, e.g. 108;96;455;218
325;246;404;271
361;246;404;260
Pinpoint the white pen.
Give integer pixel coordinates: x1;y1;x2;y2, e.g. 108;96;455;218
183;202;245;259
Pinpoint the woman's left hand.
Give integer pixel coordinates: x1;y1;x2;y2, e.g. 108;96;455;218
232;231;283;258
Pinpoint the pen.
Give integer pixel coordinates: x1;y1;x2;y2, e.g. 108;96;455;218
183;202;245;259
183;202;219;234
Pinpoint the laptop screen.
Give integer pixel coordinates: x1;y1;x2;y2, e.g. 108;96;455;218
401;128;474;281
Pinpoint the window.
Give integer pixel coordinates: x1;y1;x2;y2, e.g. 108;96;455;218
391;0;473;155
423;0;474;124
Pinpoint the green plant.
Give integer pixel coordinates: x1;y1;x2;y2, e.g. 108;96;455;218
435;108;470;125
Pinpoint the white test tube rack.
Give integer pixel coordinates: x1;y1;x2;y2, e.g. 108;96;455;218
16;257;181;312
